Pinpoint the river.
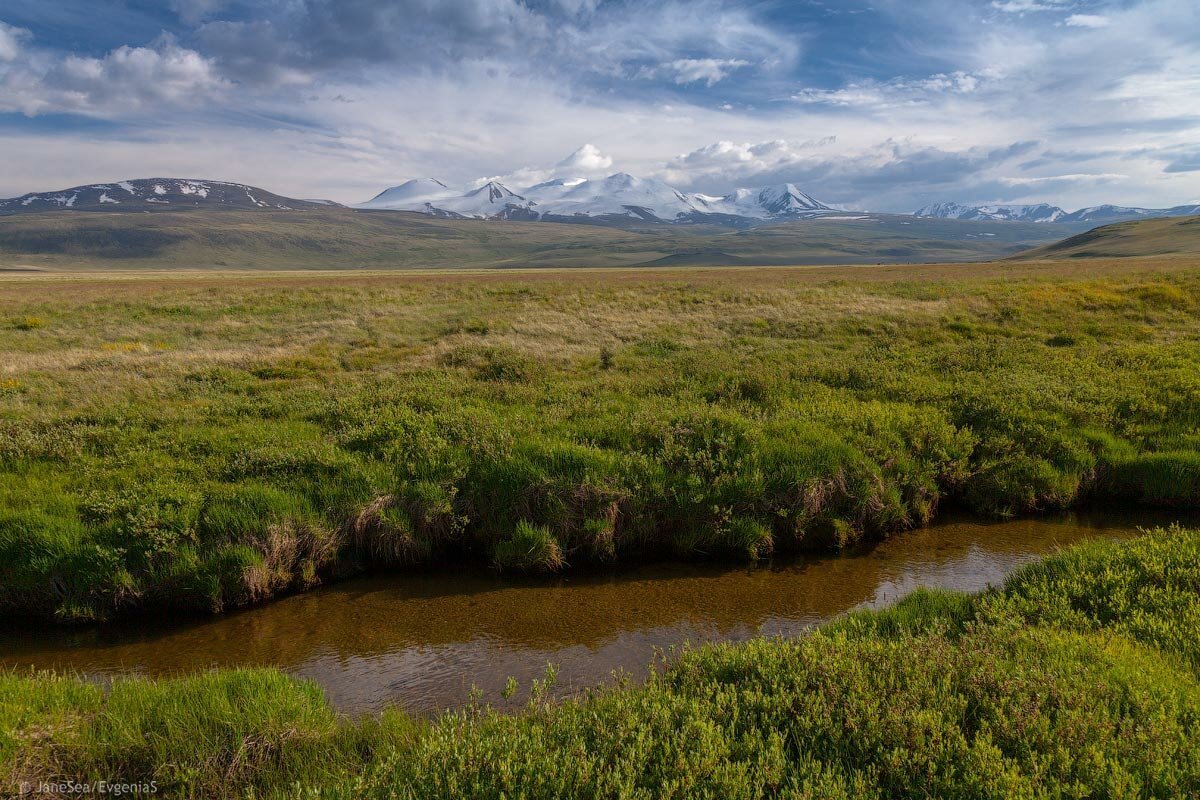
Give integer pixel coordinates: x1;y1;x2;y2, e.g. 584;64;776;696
0;510;1186;714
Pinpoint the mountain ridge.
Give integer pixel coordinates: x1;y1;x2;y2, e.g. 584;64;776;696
0;179;334;214
917;200;1200;225
355;173;838;225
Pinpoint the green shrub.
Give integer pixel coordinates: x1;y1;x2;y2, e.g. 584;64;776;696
492;520;565;572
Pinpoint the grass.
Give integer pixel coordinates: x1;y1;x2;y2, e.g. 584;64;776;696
1018;214;1200;260
4;527;1200;798
0;208;1077;271
1;258;1199;621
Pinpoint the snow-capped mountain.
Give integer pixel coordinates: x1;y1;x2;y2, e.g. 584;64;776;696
531;173;698;221
1059;204;1200;223
0;179;331;214
692;184;832;219
358;178;457;210
916;201;1200;224
357;173;838;224
914;202;1065;223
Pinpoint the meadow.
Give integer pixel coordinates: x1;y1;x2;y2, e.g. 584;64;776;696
1;257;1199;622
0;207;1072;270
4;526;1199;798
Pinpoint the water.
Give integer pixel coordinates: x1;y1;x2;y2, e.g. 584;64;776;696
0;511;1183;715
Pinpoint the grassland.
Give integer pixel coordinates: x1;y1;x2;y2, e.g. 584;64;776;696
1018;214;1200;260
0;208;1076;270
4;527;1199;798
1;256;1198;622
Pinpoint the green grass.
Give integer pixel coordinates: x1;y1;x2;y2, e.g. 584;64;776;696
5;528;1200;798
1;260;1199;621
0;208;1077;271
1018;214;1200;260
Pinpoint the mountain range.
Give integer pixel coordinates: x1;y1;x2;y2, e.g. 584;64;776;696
1;175;1196;234
357;173;840;225
0;179;333;214
915;201;1200;225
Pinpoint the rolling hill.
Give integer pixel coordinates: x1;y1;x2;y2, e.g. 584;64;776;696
0;208;1081;271
1015;214;1200;260
0;179;335;214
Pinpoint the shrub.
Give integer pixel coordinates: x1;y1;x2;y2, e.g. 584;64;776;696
492;520;565;572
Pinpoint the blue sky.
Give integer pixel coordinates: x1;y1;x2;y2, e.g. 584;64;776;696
0;0;1197;211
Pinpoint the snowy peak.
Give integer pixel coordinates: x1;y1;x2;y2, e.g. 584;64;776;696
533;173;699;221
914;202;1066;223
468;181;522;203
756;183;831;215
916;201;1200;224
360;178;454;209
357;172;840;225
688;183;834;220
0;179;330;214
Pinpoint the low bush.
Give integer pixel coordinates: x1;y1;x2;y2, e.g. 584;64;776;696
5;530;1200;798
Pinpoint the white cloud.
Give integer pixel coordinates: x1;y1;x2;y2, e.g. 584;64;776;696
557;143;613;172
792;71;983;108
661;138;837;186
661;58;750;86
991;0;1068;12
1;0;1197;214
999;172;1125;186
0;36;229;116
0;21;29;61
168;0;227;26
1065;14;1111;28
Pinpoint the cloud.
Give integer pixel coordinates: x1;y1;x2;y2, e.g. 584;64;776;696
557;143;613;172
990;0;1068;12
999;172;1125;186
195;0;792;89
661;137;1055;211
660;58;750;86
1064;14;1111;28
480;143;617;188
0;37;229;116
0;21;29;61
167;0;227;26
1163;151;1200;173
792;71;983;108
2;0;1198;213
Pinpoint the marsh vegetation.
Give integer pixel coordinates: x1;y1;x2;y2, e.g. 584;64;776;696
1;258;1198;622
4;527;1199;798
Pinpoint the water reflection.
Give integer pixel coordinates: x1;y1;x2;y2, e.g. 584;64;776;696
0;510;1186;714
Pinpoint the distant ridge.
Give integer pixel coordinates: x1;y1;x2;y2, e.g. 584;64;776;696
1013;214;1200;259
356;172;837;225
917;200;1200;225
0;179;332;214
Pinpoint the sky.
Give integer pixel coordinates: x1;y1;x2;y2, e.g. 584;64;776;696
0;0;1197;212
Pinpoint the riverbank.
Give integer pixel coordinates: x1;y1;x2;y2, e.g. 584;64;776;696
4;513;1159;714
2;259;1199;622
4;527;1199;798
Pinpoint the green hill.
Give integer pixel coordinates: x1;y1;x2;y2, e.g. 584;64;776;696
0;208;1078;270
1016;214;1200;260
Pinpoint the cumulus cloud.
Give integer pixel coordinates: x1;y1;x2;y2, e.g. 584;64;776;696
0;35;229;116
661;137;1054;210
557;143;613;172
1;0;1197;212
480;143;618;188
0;20;29;61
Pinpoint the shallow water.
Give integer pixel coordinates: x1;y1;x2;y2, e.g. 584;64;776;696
0;510;1188;714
